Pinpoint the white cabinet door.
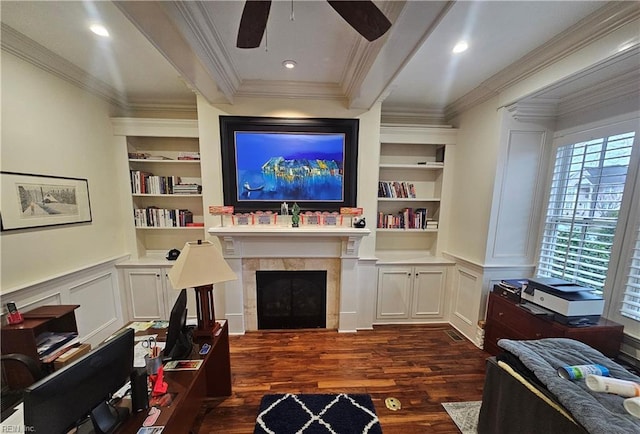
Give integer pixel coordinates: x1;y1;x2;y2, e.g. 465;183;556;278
411;266;446;319
162;271;198;320
376;267;412;319
124;268;165;320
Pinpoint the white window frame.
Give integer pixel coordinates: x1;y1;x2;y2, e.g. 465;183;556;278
606;141;640;336
536;116;640;336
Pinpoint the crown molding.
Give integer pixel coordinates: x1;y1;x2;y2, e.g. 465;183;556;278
1;23;129;109
445;2;640;120
236;80;346;102
507;62;639;123
167;1;241;100
380;107;447;126
113;1;228;105
111;117;199;137
506;99;560;123
558;68;640;118
380;123;457;145
341;1;406;104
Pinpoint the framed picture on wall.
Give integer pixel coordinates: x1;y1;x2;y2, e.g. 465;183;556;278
219;116;359;212
0;172;92;231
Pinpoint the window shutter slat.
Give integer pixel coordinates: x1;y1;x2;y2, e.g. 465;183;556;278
537;132;634;292
620;226;640;321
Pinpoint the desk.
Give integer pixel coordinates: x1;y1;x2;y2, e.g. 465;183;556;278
116;320;231;433
484;291;624;357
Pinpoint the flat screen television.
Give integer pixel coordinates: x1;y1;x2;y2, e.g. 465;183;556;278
219;116;359;212
23;327;134;434
163;288;192;360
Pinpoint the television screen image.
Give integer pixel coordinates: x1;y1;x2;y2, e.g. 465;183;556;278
23;328;134;434
220;116;359;212
235;131;346;202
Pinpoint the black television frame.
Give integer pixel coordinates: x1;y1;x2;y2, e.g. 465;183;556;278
23;328;134;434
219;116;359;213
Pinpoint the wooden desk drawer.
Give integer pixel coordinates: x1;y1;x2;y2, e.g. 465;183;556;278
484;322;527;355
488;294;556;338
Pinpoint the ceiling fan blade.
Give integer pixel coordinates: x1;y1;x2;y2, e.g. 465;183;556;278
327;0;391;42
237;0;272;49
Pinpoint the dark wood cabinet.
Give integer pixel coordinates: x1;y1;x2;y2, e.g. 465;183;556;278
484;291;623;358
1;305;79;387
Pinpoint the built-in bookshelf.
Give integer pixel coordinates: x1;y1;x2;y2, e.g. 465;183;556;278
376;125;456;258
112;119;205;259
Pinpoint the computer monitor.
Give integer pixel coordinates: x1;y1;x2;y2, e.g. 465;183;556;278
163;288;192;360
23;328;134;434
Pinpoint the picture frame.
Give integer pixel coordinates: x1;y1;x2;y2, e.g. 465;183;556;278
219;116;359;212
0;171;92;231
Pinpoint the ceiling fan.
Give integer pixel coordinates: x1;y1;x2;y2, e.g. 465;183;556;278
237;0;392;49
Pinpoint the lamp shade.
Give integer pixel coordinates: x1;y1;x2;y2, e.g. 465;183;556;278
167;240;237;289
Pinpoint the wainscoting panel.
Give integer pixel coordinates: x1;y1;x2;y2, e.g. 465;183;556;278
0;257;127;348
446;258;485;346
69;272;121;343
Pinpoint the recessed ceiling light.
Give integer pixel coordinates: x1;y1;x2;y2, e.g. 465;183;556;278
452;41;468;54
90;24;110;38
282;60;297;69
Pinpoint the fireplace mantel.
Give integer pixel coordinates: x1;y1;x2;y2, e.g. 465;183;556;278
209;226;370;258
208;225;371;334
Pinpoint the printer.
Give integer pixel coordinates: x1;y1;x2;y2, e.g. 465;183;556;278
522;277;604;325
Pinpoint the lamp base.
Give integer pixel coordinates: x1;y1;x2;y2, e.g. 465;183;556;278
194;284;218;339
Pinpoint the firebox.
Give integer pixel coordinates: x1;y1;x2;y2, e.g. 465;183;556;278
256;270;327;329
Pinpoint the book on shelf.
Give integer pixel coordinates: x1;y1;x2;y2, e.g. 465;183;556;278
378;181;416;198
134;207;194;228
377;208;436;230
177;151;200;160
130;171;184;195
173;184;202;194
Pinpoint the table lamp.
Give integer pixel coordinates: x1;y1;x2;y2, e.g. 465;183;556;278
167;240;236;339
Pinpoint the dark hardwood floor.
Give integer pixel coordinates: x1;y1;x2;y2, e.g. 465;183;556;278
193;324;491;433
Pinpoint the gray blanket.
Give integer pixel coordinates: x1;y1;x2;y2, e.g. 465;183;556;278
498;338;640;434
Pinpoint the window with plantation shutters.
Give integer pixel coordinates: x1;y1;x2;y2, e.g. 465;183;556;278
536;131;635;291
620;223;640;321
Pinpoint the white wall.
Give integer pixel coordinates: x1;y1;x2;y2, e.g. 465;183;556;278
446;97;501;263
0;53;129;293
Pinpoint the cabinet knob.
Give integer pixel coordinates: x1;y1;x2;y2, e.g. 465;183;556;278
498;312;504;317
156;274;160;278
535;333;542;338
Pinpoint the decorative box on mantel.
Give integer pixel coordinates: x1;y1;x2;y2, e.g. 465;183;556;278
208;226;370;334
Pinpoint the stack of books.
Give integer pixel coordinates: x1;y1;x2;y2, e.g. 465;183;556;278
177;151;200;160
173;183;202;194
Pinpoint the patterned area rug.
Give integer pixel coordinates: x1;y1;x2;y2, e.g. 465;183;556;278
254;393;383;434
442;401;482;434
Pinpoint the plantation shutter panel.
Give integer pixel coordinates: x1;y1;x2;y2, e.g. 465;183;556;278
619;206;640;320
537;132;635;290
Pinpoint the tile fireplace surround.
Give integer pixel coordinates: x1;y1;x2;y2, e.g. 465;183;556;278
208;226;370;334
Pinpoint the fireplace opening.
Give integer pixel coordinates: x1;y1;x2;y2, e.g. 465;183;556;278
256;270;327;330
